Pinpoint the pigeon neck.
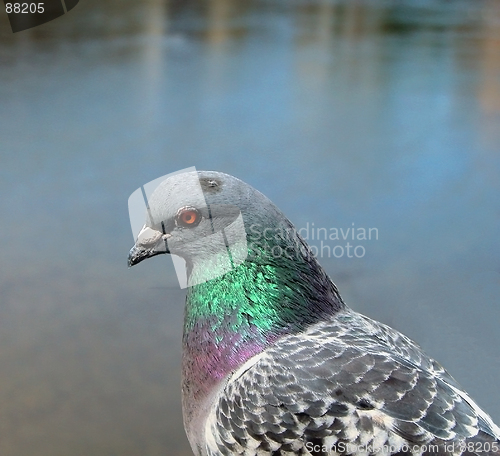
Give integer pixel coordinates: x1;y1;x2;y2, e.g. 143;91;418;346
181;227;345;409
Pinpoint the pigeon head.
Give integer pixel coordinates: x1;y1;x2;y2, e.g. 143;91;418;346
128;170;297;284
129;172;239;261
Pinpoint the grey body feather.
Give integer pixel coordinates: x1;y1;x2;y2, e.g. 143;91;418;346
202;310;499;456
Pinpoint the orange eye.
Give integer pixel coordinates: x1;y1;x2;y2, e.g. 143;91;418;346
176;207;201;228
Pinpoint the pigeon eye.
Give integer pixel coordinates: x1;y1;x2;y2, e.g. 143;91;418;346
176;207;201;228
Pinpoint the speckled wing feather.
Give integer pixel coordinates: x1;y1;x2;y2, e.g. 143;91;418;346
205;310;500;456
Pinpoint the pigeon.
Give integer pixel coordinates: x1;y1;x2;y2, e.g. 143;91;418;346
128;170;500;456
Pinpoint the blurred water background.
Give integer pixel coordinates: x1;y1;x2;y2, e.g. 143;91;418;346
1;0;500;455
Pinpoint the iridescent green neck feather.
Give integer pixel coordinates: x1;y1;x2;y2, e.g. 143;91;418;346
182;222;345;406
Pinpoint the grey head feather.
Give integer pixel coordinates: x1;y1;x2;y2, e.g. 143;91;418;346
129;170;293;270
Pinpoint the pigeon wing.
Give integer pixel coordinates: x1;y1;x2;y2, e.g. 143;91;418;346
206;313;500;455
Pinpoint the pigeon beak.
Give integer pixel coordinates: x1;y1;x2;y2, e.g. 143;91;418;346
128;225;171;267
